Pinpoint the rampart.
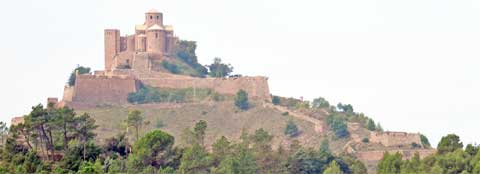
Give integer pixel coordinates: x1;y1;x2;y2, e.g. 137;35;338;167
369;131;422;147
355;149;436;161
139;76;271;100
72;74;137;104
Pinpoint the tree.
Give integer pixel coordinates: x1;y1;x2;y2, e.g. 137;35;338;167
437;134;463;154
207;57;233;78
326;115;349;138
68;66;91;86
194;120;207;146
312;97;330;109
272;96;281;105
126;110;144;141
234;90;249;110
130;130;174;169
420;134;431;148
377;152;403;174
74;113;98;161
284;120;299;137
336;103;353;113
366;119;376;131
174;40;208;77
0;121;7;145
212;136;231;164
178;144;213;174
323;160;343;174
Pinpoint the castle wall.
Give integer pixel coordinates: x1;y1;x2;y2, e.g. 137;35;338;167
355;149;436;162
369;131;422;147
62;86;74;102
139;76;271;100
72;75;137;104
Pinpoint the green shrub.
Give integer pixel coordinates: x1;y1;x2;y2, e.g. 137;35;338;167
362;138;369;143
234;90;249;110
282;112;289;116
162;61;180;74
272;96;280;105
128;86;219;104
326;115;349;138
68;66;91;86
284;120;299;137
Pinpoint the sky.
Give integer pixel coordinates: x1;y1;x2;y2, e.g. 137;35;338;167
0;0;479;146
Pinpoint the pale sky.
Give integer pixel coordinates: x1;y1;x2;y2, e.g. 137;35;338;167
1;0;479;146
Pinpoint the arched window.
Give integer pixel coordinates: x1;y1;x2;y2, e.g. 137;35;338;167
155;33;158;38
150;16;153;19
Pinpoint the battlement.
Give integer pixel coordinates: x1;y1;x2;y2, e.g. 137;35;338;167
369;131;422;147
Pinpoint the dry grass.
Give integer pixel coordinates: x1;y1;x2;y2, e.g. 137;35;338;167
78;100;327;150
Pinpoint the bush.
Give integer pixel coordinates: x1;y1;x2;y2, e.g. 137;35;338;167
68;66;91;86
174;40;208;77
326;115;349;138
282;112;289;116
284;120;300;137
161;61;179;74
207;57;233;78
234;90;249;110
128;86;217;104
362;138;369;143
312;97;330;108
272;96;280;105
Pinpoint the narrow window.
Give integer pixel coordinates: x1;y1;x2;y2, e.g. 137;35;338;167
157;16;159;19
155;33;158;38
150;16;153;19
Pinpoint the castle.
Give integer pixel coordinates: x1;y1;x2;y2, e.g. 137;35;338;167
104;9;177;72
57;10;271;109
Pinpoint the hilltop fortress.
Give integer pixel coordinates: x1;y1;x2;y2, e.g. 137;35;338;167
59;10;271;108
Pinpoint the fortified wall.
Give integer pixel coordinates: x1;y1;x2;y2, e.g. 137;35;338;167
70;74;137;105
369;131;422;147
140;76;271;100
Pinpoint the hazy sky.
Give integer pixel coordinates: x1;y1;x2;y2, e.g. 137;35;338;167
1;0;479;146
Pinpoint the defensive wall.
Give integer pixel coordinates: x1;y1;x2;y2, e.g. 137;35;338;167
355;149;436;162
139;76;271;100
369;131;422;147
71;74;138;105
63;72;271;109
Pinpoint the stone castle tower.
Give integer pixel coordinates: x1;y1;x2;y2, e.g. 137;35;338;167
104;9;177;71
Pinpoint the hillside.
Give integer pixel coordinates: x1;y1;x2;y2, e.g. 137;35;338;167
79;100;328;151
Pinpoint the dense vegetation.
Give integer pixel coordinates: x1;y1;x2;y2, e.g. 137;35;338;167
377;134;480;174
174;40;209;77
67;66;91;86
0;104;368;174
128;85;223;104
207;58;234;78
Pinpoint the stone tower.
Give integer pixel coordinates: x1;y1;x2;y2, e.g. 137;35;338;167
145;9;163;27
104;29;120;70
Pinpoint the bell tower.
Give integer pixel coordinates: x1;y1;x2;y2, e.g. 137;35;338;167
145;9;163;27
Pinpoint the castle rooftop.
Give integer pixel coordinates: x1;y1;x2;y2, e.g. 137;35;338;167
148;24;164;30
147;9;160;13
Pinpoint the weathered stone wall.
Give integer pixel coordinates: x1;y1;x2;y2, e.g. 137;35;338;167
62;86;74;102
72;74;137;104
140;76;271;100
369;131;422;147
355;149;435;161
10;116;25;126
